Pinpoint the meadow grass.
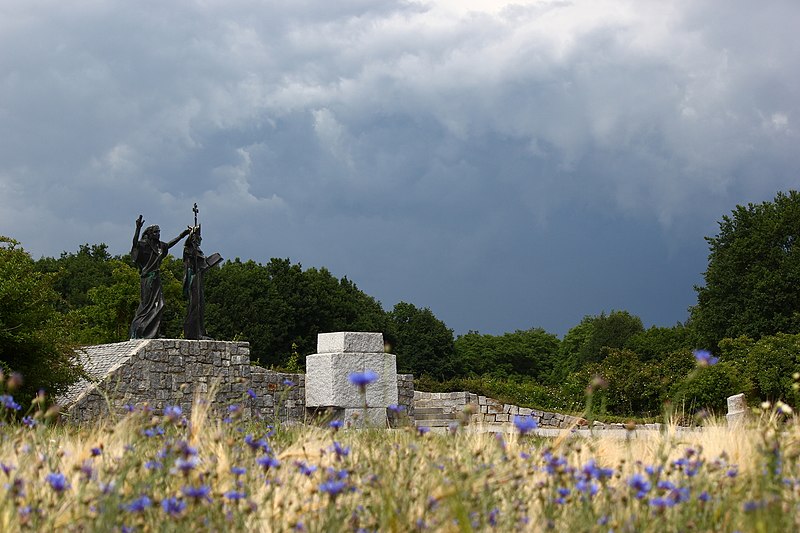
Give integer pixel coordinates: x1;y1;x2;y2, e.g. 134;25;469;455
1;387;799;532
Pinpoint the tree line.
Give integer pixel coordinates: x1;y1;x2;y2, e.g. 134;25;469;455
3;190;800;417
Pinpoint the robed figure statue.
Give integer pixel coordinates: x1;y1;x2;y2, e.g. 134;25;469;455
182;225;222;340
129;215;190;339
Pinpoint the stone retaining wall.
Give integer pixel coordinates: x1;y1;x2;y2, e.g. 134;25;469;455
414;391;585;429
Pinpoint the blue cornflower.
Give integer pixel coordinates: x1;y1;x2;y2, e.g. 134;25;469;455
331;441;350;460
90;447;103;457
46;472;70;493
225;490;247;500
142;427;164;438
247;389;257;399
161;496;187;516
182;485;212;502
163;405;182;422
329;420;343;431
1;462;14;476
296;461;317;476
513;415;538;435
231;466;247;476
319;480;347;498
175;456;200;473
727;467;738;478
627;473;651;499
698;491;711;502
21;416;36;428
693;349;718;367
488;508;499;527
144;460;163;470
348;370;378;388
244;434;271;453
256;455;280;470
124;495;152;513
649;497;674;510
387;404;405;413
283;379;296;387
575;479;599;496
417;426;430;436
0;395;21;411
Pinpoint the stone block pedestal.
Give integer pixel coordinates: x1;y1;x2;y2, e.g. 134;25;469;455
306;332;397;427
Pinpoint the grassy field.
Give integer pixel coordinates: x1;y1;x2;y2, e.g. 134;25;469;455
1;383;799;532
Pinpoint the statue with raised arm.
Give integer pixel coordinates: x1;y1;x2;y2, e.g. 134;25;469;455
129;215;191;339
182;205;223;340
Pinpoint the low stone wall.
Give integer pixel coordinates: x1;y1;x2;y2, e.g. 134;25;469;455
63;340;252;423
62;339;415;427
414;391;585;430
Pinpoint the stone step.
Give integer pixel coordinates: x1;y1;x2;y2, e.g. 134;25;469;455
414;407;448;415
415;419;456;428
414;412;456;421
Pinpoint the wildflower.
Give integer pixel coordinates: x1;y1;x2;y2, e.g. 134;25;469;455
319;480;347;499
693;349;718;367
283;379;296;387
649;497;674;510
182;485;213;502
387;404;405;413
329;420;343;431
161;496;187;516
417;426;430;436
174;456;200;474
698;491;711;502
256;455;281;470
46;472;70;493
247;389;257;399
142;427;164;438
296;462;317;476
488;508;499;527
513;415;538;435
224;490;247;500
575;479;599;496
124;495;152;513
727;467;738;478
90;447;103;457
231;466;247;476
144;460;163;470
244;434;271;453
21;416;36;428
331;441;350;460
627;473;651;499
0;395;21;411
1;462;14;476
163;405;182;422
348;370;378;389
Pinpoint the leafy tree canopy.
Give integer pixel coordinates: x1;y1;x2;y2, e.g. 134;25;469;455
0;237;83;406
692;190;800;350
389;302;455;380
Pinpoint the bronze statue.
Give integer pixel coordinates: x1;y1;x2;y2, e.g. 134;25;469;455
182;204;222;340
129;215;190;339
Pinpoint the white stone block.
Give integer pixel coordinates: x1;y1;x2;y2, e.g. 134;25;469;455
305;351;397;408
317;332;384;354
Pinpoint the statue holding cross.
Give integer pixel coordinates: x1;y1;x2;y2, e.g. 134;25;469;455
182;204;223;340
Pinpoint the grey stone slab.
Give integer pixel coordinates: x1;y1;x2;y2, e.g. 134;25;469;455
317;332;384;354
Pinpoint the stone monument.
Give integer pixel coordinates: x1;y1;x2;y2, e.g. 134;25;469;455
305;332;397;427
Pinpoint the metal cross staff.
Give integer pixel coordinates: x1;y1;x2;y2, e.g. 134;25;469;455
193;203;199;228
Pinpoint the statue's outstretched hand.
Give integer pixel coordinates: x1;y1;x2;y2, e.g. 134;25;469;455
136;215;145;228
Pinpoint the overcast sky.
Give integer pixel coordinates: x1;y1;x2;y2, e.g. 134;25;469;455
2;0;799;338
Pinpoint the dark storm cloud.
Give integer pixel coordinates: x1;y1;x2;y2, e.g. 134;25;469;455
2;0;799;335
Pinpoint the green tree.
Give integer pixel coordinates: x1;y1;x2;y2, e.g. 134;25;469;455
0;237;83;406
389;302;455;380
692;190;800;350
453;328;560;382
35;243;114;311
624;323;697;362
560;310;644;374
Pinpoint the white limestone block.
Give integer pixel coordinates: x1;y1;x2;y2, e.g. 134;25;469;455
305;351;397;408
317;332;384;354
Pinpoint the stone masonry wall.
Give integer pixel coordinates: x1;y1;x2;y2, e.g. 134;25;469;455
414;391;585;430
